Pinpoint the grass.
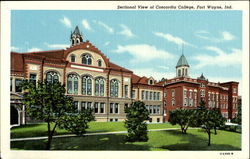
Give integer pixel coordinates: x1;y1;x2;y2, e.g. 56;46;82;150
11;129;241;150
11;122;180;139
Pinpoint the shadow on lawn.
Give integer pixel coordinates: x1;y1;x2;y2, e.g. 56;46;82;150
159;130;240;151
11;134;150;150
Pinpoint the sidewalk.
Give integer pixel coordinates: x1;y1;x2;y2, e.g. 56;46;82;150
11;127;199;142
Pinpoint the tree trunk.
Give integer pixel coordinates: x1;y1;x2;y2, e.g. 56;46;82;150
214;127;217;135
208;129;211;146
46;122;51;150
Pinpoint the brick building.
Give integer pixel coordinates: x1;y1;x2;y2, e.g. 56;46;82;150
10;26;239;125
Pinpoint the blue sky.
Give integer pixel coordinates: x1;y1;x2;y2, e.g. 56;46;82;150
11;10;242;93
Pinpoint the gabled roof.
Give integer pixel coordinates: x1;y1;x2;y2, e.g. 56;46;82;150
176;54;189;68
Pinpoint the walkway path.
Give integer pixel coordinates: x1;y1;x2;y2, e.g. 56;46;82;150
11;127;200;142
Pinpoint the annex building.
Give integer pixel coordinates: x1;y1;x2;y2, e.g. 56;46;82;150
10;26;239;125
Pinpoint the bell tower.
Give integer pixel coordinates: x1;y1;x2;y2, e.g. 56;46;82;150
71;26;83;46
176;54;189;77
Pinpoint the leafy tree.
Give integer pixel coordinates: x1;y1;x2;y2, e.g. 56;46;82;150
232;105;241;125
21;80;94;149
211;108;226;135
124;101;150;142
169;108;195;134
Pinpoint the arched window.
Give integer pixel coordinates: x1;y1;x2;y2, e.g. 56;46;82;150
46;71;59;84
71;55;76;62
178;69;181;77
72;39;75;45
110;79;119;97
97;60;102;67
67;74;78;94
95;77;104;96
82;54;92;65
82;76;92;95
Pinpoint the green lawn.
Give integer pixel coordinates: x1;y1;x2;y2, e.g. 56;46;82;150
11;122;180;139
11;129;241;151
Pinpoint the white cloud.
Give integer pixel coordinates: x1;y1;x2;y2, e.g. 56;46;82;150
59;16;72;28
193;46;242;69
158;66;169;70
132;68;176;81
113;44;174;62
11;46;20;52
28;47;42;52
44;43;69;49
195;30;235;42
82;19;92;31
118;24;135;38
154;32;195;47
94;20;114;34
104;41;110;46
221;31;235;41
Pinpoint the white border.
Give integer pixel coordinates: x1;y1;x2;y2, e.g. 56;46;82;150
1;1;249;159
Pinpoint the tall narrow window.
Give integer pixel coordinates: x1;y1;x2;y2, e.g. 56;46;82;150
71;55;76;62
95;77;104;96
149;105;152;114
131;90;135;99
125;85;128;98
110;103;114;113
157;92;160;100
94;103;99;113
29;74;37;86
153;92;156;100
82;76;92;95
100;103;104;113
150;92;152;100
46;71;59;84
73;101;78;111
67;74;78;94
87;102;92;110
124;103;128;111
141;90;145;100
82;54;92;65
110;79;119;97
15;79;22;92
115;103;119;113
10;78;12;92
172;89;175;97
145;91;148;100
81;102;86;111
153;105;156;114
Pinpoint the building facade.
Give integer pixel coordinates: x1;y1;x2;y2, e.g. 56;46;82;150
10;26;238;125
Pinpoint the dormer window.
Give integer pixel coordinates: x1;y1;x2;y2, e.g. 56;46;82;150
98;60;102;67
82;54;92;65
71;55;76;62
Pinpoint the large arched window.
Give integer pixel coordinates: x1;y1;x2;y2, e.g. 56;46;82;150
67;74;78;94
95;77;104;96
82;76;92;95
46;71;59;84
82;54;92;65
110;79;119;97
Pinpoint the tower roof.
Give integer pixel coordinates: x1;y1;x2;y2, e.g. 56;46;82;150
176;54;189;68
72;26;81;35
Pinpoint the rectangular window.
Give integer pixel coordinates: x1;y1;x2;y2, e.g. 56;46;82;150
132;90;135;99
233;88;237;93
124;103;128;112
100;103;104;113
157;92;160;100
141;90;145;100
74;101;78;110
29;74;37;86
157;105;160;114
157;118;160;123
81;102;86;110
153;92;156;100
110;103;114;113
125;85;128;98
145;91;148;100
15;79;22;92
10;78;12;92
94;102;99;113
149;105;152;114
115;103;119;113
150;92;152;100
153;105;156;114
172;89;175;97
184;90;187;97
172;98;175;106
87;102;92;110
145;105;149;112
164;92;167;98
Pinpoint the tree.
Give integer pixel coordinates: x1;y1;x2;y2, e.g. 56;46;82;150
21;80;94;149
211;108;226;135
232;105;241;125
169;108;195;134
124;101;150;142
